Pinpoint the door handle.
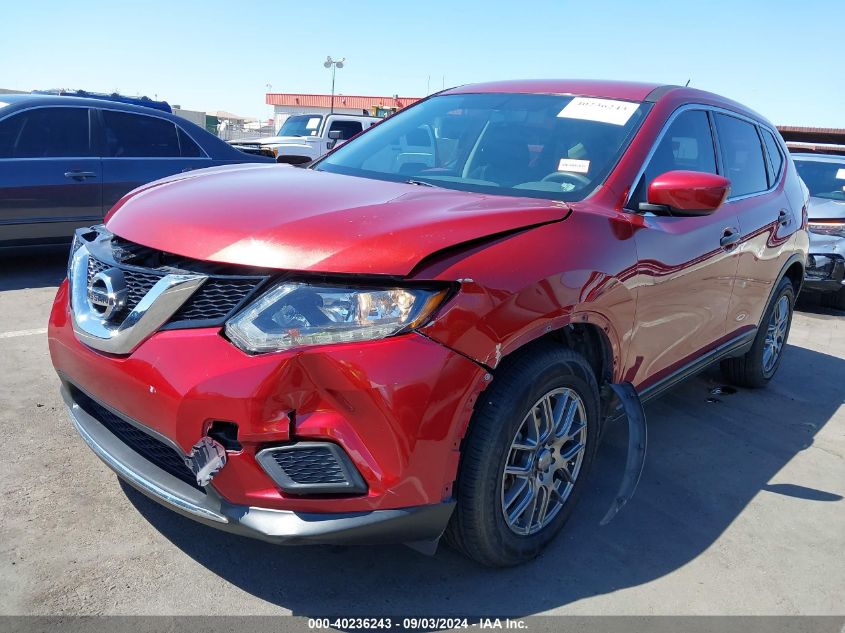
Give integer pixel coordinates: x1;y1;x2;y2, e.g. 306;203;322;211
778;209;790;226
64;170;97;181
720;227;741;250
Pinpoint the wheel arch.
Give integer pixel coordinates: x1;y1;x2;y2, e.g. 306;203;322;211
448;316;617;450
783;258;804;296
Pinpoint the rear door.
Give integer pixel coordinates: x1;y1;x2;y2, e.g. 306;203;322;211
99;109;211;212
625;108;741;388
714;115;798;332
0;106;102;245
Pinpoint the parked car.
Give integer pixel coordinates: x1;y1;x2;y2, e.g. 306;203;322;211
229;112;379;164
791;152;845;309
0;94;272;248
49;80;808;567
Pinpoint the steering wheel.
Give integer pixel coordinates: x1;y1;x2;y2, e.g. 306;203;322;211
540;171;591;187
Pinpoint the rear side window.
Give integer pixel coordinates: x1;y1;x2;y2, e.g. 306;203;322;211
177;127;203;157
0;107;90;158
328;120;363;141
761;128;784;183
714;114;769;197
629;109;716;208
102;110;180;157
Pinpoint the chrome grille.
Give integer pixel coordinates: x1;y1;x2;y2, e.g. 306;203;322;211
86;257;163;319
85;252;265;326
170;278;260;323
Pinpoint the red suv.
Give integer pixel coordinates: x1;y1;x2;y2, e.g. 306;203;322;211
49;80;808;566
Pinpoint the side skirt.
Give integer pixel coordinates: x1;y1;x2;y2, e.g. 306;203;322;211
638;329;757;404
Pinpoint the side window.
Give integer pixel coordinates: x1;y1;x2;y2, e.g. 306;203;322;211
713;114;768;197
177;127;203;158
102;110;180;157
0;108;90;158
629;109;716;208
328;120;363;141
761;128;784;183
0;114;25;158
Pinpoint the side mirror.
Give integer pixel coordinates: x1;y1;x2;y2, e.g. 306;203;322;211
640;170;731;216
327;130;343;140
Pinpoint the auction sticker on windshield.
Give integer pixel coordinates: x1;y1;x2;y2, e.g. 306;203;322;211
558;158;590;173
558;97;639;126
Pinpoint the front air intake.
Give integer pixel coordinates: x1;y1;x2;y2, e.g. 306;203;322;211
255;442;367;495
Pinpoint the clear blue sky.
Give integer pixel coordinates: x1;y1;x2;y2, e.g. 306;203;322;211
3;0;843;127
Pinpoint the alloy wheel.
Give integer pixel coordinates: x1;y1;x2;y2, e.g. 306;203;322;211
500;387;588;536
763;295;790;374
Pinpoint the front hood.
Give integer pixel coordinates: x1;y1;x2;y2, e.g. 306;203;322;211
105;164;568;276
807;196;845;220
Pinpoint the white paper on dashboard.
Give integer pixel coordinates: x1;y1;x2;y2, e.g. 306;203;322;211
558;98;639;126
558;158;590;173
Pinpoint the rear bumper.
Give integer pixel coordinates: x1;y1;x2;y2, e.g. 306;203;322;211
62;384;455;545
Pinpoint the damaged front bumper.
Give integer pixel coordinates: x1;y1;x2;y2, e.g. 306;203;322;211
62;384;455;545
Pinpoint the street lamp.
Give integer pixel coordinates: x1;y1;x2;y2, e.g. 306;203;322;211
323;56;345;114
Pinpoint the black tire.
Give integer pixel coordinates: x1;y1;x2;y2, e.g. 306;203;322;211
720;276;795;388
820;287;845;311
445;345;600;567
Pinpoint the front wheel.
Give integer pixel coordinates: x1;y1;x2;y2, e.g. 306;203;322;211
445;346;599;567
721;276;795;388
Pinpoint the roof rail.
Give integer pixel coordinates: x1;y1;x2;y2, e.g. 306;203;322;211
31;89;172;113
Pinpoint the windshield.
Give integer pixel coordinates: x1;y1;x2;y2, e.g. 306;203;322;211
315;93;650;201
795;157;845;202
277;115;323;137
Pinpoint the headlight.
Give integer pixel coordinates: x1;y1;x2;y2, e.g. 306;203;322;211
225;282;449;353
809;220;845;238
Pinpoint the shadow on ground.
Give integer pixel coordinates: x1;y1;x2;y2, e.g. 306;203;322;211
123;341;844;617
0;247;69;291
796;292;845;318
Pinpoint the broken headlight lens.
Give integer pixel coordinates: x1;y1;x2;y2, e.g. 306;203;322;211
225;282;448;353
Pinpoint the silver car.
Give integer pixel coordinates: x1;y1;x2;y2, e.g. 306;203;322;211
793;152;845;309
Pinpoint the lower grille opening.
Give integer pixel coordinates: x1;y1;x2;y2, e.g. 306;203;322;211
70;386;203;492
255;442;368;495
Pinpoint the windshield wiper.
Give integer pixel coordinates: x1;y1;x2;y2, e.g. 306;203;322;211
405;178;442;188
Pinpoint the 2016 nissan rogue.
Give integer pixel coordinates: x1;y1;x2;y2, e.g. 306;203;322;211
49;80;809;566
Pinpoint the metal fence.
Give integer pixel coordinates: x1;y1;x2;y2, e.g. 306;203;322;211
217;124;276;142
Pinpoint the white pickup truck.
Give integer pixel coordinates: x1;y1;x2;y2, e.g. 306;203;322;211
229;113;379;165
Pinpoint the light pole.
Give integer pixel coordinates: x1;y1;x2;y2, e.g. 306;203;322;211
323;56;345;114
266;83;273;130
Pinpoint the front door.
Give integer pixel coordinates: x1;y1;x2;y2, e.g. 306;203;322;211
624;108;740;389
